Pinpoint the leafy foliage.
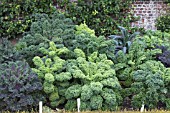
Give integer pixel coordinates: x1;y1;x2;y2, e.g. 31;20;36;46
108;26;140;54
57;0;138;36
65;50;122;111
156;1;170;33
113;36;170;109
32;41;71;108
131;60;167;109
165;68;170;109
114;38;161;86
0;61;44;112
144;30;170;48
72;26;116;60
32;41;122;110
75;23;95;36
16;11;117;67
141;35;163;49
156;46;170;67
16;11;75;66
0;0;55;38
141;31;170;67
156;15;170;32
0;38;21;63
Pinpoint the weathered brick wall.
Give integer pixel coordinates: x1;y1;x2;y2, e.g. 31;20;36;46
55;0;168;30
131;0;168;30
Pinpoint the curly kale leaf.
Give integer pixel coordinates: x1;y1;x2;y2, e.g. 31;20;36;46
55;72;72;82
101;88;118;110
81;85;93;101
0;38;22;63
65;100;77;111
65;85;82;100
43;82;55;94
45;73;55;83
90;82;103;94
90;95;103;110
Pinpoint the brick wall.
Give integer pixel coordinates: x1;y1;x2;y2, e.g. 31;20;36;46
55;0;168;30
131;0;168;30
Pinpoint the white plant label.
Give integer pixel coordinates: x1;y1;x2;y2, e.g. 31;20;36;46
140;102;145;112
77;98;81;112
39;101;43;113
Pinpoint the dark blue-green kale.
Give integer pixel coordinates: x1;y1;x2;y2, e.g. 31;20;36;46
0;61;44;112
0;38;22;63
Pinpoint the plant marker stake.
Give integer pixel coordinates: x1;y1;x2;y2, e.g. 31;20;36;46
140;102;144;112
77;98;81;112
39;101;42;113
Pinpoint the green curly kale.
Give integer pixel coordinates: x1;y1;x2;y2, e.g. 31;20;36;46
65;85;82;100
165;68;170;86
80;101;91;111
113;38;169;109
45;73;55;83
43;82;55;94
0;38;22;63
32;41;121;110
163;68;170;110
65;100;77;111
16;11;75;66
64;48;121;111
114;39;162;87
55;72;72;82
17;12;116;67
74;48;86;58
101;88;118;110
49;92;59;101
32;41;72;107
131;60;167;109
81;85;93;101
75;23;95;36
90;82;103;94
72;28;116;60
90;95;103;110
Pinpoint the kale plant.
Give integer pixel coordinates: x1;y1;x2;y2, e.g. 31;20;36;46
32;41;71;108
165;68;170;109
141;31;170;49
113;37;169;109
156;46;170;67
72;24;116;60
17;11;116;66
114;39;161;87
108;26;140;54
32;41;122;110
0;38;21;63
16;11;75;66
0;61;44;112
75;23;95;36
130;60;167;109
65;49;122;111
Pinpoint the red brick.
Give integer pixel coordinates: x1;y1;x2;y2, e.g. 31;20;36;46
138;11;142;13
131;0;168;30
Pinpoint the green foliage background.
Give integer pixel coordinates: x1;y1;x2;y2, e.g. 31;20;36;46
156;1;170;32
0;0;55;38
56;0;139;36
